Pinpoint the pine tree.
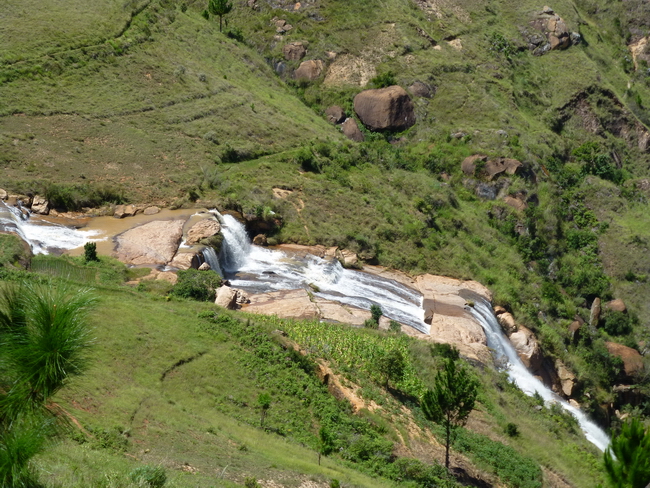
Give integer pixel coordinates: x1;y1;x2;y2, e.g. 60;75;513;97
208;0;233;33
421;358;479;469
604;418;650;488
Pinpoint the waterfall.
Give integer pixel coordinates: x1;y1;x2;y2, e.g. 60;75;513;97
0;201;101;254
201;247;223;277
215;212;429;334
470;299;610;451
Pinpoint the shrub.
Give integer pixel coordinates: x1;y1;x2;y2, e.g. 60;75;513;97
505;422;520;437
389;320;401;332
83;242;99;263
370;71;396;88
363;318;378;329
244;477;260;488
602;311;636;336
171;269;222;301
370;304;382;323
129;465;167;487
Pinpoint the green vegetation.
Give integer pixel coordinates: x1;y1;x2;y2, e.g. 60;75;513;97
422;358;480;469
604;418;650;488
0;280;95;486
207;0;233;33
170;268;221;301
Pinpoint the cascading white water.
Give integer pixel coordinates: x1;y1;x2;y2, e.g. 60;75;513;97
215;212;429;334
201;247;223;277
470;299;611;452
0;201;101;254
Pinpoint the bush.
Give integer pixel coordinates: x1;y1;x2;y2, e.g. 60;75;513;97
370;71;396;88
171;269;222;301
602;311;636;336
129;465;167;487
370;304;382;323
505;422;519;437
84;242;99;263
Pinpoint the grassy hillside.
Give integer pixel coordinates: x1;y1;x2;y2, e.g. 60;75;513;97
0;262;605;487
2;0;650;484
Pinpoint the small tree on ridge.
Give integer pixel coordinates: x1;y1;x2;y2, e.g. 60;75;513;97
208;0;233;32
421;358;479;469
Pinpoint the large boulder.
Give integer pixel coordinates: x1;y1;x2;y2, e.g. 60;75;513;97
186;219;221;246
113;204;137;219
30;195;49;215
215;286;238;310
115;220;185;266
294;60;323;81
555;359;576;397
169;251;201;270
605;342;645;379
353;86;416;131
509;326;543;371
497;311;517;335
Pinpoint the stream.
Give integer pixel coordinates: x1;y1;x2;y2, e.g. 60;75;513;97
0;202;610;451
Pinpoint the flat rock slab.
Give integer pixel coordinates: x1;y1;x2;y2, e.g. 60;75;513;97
243;288;319;320
314;297;371;326
115;220;185;266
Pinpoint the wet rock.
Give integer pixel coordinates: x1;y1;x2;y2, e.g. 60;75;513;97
510;325;543;371
294;59;323;81
253;234;267;246
143;206;160;215
30;195;49;215
186;219;221;246
283;41;307;61
198;262;211;271
354;86;416;131
605;342;644;378
341;118;364;142
113;204;136;219
337;249;359;268
497;312;517;335
325;105;345;124
555;360;576;397
115;220;185;266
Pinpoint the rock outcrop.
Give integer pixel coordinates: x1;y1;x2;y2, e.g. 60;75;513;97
510;326;543;371
294;60;323;81
243;288;320;319
113;204;137;219
186;219;221;246
409;81;433;98
524;6;580;55
590;298;601;328
354;86;416;131
30;196;49;215
169;251;201;270
115;220;185;266
283;41;307;61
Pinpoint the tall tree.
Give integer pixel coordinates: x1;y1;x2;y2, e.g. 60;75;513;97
421;358;479;469
0;281;95;486
208;0;233;33
604;418;650;488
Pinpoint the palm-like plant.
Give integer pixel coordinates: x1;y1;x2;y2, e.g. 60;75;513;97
0;281;95;486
